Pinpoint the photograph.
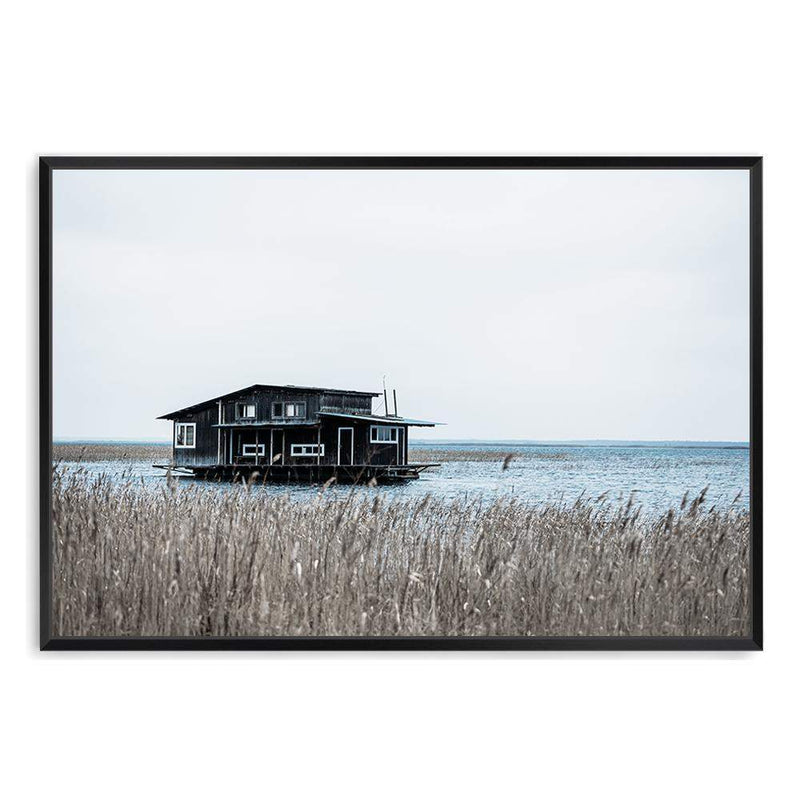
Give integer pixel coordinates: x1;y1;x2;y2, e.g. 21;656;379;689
41;157;761;648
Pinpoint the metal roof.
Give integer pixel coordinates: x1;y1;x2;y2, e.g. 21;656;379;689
157;383;379;420
319;411;440;427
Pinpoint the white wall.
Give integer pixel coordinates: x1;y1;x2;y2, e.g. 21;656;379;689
3;2;796;798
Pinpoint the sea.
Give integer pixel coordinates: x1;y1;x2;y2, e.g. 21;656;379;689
54;439;750;515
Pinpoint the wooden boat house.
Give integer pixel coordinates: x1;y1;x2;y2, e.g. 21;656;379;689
156;383;440;482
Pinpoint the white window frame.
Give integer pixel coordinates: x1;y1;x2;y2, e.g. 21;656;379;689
290;443;324;457
370;425;399;444
241;443;266;457
236;402;256;420
174;422;196;449
273;401;307;420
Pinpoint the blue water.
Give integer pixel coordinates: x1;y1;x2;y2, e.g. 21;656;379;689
54;440;750;514
411;441;748;512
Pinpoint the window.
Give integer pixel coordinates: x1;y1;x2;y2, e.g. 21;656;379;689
242;443;266;457
175;422;196;448
370;425;399;443
273;401;307;419
286;403;305;418
236;403;256;419
291;443;324;457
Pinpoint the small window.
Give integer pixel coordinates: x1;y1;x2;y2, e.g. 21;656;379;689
273;401;307;419
236;403;256;419
370;425;398;443
242;443;266;457
175;422;196;448
290;443;324;457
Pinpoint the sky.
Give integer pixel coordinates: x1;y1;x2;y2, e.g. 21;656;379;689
52;168;750;442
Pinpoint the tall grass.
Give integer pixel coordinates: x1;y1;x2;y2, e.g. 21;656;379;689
51;469;750;638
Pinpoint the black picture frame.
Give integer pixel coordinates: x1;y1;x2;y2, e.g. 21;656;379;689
39;155;763;651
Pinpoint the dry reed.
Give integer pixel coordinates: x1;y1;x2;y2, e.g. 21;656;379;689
53;443;171;463
51;468;750;638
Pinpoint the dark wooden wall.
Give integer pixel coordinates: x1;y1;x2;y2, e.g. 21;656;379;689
172;414;410;468
230;421;409;467
319;392;372;415
216;388;372;426
172;406;218;467
172;388;382;468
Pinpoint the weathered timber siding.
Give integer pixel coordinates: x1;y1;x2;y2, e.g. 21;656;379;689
319;392;372;415
173;406;219;467
219;388;372;425
167;387;416;469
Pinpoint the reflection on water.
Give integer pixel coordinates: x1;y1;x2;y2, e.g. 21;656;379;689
54;441;750;515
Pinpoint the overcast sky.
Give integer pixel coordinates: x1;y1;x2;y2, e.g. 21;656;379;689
53;168;749;442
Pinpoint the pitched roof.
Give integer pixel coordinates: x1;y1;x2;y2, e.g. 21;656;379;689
157;383;380;420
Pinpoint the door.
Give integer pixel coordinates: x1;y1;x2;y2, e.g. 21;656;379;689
270;429;285;464
338;427;354;466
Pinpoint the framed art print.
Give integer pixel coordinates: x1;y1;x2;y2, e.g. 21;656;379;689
40;156;762;650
